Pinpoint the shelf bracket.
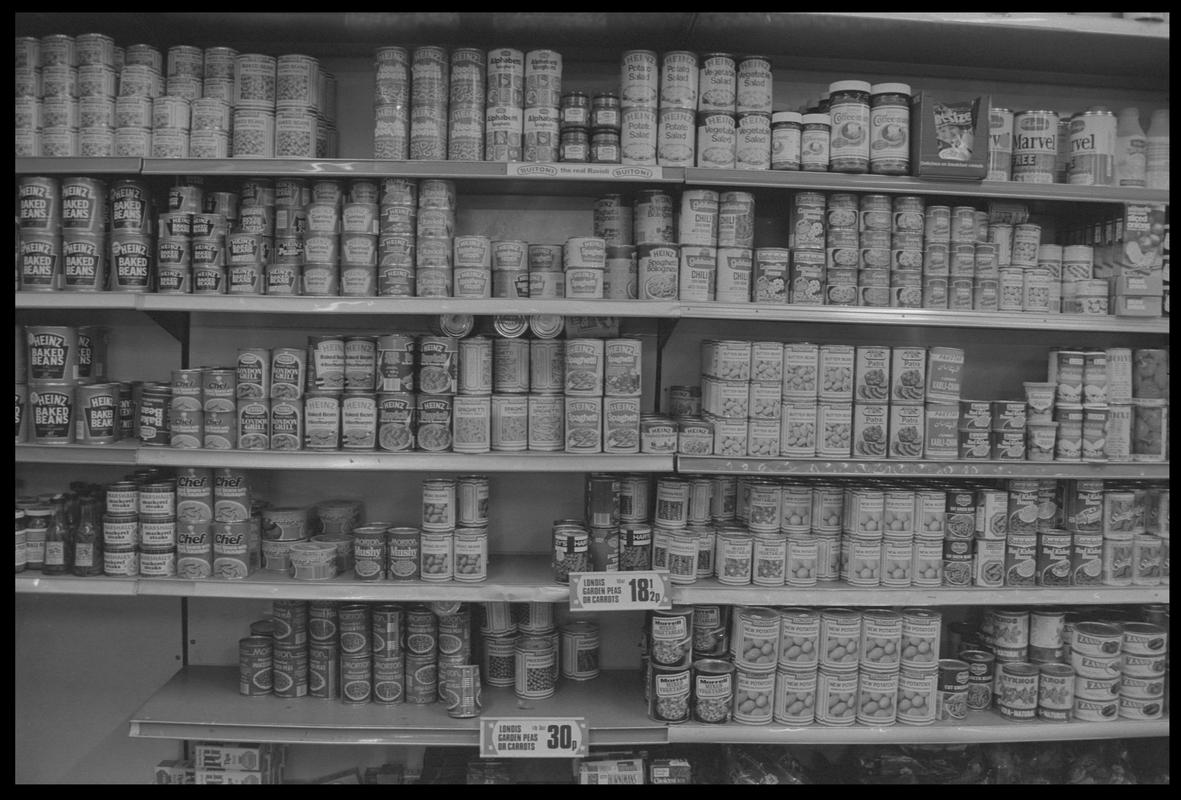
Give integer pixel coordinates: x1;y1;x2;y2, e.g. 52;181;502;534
655;317;680;353
144;311;191;366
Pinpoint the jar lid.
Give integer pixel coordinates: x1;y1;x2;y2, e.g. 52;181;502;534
802;113;831;125
771;110;802;124
870;82;911;96
828;79;872;94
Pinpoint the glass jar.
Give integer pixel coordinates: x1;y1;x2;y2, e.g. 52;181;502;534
827;80;871;173
800;112;831;172
869;82;911;175
771;110;802;171
590;92;621;132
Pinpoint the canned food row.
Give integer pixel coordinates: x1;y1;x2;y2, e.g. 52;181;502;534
584;474;1169;539
699;341;956;405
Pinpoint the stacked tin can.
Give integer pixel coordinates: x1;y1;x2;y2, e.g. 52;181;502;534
1040;346;1169;464
562;235;607;299
223;178;270;294
339;179;380;296
155;192;196;293
889;195;925;307
709;190;756;303
374;177;418;296
620;50;659;166
74;34;118;157
14;36;44;157
443;47;484;161
23;324;114;447
150;92;191;158
483;47;523;162
415;178;457;296
699;339;776;459
520;49;561;163
653;50;697;167
41;34;84;157
734;56;774;171
273;53;320;159
921;201;952;308
21;175;108;293
230;51;276;158
592;194;634;299
694;52;738;169
676;188;719;302
408;45;448;160
791;192;835;304
373;46;410;159
295;178;339;295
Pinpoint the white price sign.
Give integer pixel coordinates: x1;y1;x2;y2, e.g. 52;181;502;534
568;570;672;612
505;163;665;181
479;717;588;758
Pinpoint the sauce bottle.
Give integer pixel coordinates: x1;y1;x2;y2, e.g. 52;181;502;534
1115;107;1148;187
1145;108;1169;191
71;494;103;576
41;494;71;575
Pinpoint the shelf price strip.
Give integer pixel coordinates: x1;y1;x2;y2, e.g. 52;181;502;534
505;163;665;181
480;717;589;758
567;570;672;612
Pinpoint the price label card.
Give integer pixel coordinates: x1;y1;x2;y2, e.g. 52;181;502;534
568;570;672;612
479;717;588;758
505;163;665;181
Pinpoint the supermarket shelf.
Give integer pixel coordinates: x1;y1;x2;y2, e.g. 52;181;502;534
131;556;568;603
14;574;139;596
15;443;1164;479
678;304;1173;334
13;157;143;175
126;666;1168;747
137;294;682;319
133;448;675;473
14;293;140;311
667;579;1171;608
16;562;1169;607
668;711;1171;745
14;441;139;466
681;168;1170;205
16;292;1172;334
128;666;665;746
674;457;1171;480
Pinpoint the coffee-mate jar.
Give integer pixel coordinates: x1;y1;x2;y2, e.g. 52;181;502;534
869;83;910;175
827;81;871;173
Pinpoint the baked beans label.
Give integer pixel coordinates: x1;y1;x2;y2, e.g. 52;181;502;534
478;717;589;758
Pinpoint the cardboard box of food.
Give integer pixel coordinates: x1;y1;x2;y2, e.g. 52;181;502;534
909;93;990;180
1113;295;1164;317
648;758;692;784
